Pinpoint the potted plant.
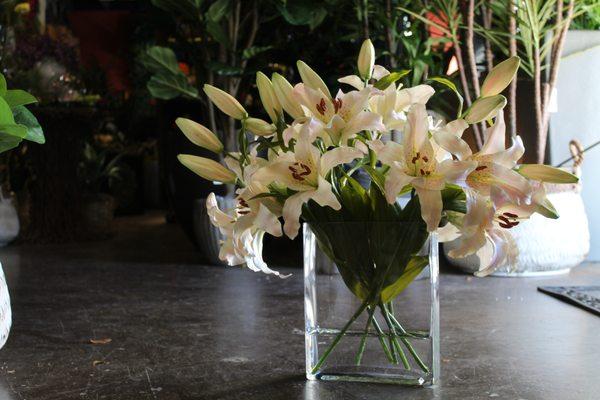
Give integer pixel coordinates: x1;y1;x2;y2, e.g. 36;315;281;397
0;71;45;349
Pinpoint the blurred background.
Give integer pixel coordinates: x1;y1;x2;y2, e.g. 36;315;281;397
1;0;599;267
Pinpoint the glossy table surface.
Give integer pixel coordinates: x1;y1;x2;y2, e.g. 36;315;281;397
0;213;598;400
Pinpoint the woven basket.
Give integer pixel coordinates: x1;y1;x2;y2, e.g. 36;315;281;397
0;263;11;349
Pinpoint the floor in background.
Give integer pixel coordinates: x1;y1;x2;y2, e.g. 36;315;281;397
0;213;599;400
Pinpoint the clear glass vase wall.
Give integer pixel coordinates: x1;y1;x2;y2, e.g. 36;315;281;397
303;223;440;386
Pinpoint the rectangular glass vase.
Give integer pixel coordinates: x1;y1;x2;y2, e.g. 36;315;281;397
303;223;440;386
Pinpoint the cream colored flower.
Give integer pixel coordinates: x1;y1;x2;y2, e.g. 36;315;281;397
203;84;247;120
176;118;223;153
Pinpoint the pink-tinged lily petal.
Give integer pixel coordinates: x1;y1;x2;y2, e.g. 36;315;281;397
396;85;435;110
433;130;472;160
219;238;245;266
436;222;461;243
342;111;385;140
372;65;390;80
415;187;443;232
319;146;363;176
438;159;477;183
467;163;532;199
485;135;524;168
368;139;404;166
405;104;430;155
480;110;506;155
252;204;283;237
206;193;235;231
338;75;364;90
313;176;341;210
293;83;334;122
282;191;315;239
384;165;414;203
474;230;517;277
245;231;291;278
294;136;320;170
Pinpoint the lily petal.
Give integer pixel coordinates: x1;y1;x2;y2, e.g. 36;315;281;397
320;146;363;176
415;187;443;232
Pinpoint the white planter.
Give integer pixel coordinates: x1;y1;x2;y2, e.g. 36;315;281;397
444;184;590;276
549;30;600;261
0;193;19;247
0;263;11;349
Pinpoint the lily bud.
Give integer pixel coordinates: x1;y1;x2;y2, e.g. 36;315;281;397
272;73;304;119
464;95;507;124
203;84;247;120
357;39;375;80
481;57;521;97
516;164;579;184
246;117;276;137
296;60;331;99
256;72;282;123
176;118;223;154
177;154;236;183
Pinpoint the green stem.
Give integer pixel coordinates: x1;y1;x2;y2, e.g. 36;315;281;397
355;306;376;366
385;303;430;373
371;314;395;364
380;303;409;369
311;300;369;374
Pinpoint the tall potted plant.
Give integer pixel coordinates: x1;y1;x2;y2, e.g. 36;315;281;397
0;72;45;349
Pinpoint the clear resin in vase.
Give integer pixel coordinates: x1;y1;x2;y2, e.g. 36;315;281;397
303;222;439;386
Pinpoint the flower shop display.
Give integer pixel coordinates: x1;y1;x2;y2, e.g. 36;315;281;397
175;40;577;385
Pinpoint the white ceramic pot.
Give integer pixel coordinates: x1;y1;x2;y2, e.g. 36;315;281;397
0;193;19;247
0;262;11;349
444;183;590;277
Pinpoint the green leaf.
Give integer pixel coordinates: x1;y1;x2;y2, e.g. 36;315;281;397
380;256;428;303
441;184;466;214
4;89;38;108
13;106;45;144
141;46;182;76
0;97;15;125
374;70;411;90
0;73;6;97
0;133;22;154
147;73;199;100
242;45;273;60
428;76;464;116
363;165;386;194
206;61;243;76
0;124;27;139
277;2;327;29
463;95;507;124
207;0;230;22
206;19;230;47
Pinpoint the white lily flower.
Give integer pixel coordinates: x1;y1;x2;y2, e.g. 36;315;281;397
292;84;385;145
206;192;288;278
433;110;531;201
339;65;391;90
448;193;518;277
176;118;223;154
256;72;282;123
369;104;476;231
203;84;248;120
178;155;237;183
254;138;363;239
369;84;435;132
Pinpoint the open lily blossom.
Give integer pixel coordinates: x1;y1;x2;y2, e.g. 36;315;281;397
176;40;577;278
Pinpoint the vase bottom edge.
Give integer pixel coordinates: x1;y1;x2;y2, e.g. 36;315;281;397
308;366;433;386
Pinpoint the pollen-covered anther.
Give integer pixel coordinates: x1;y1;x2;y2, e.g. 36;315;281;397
316;98;327;115
475;165;488;171
333;98;343;113
289;162;312;181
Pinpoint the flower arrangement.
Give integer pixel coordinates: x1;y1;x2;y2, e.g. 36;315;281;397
175;39;577;380
177;39;576;278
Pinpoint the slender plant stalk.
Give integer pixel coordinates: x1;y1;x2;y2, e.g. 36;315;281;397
387;307;430;373
465;0;481;99
508;0;518;139
355;306;376;365
311;300;369;374
482;1;494;72
379;303;410;369
371;312;396;364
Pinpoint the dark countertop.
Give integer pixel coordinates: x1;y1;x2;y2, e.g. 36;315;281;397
0;213;598;400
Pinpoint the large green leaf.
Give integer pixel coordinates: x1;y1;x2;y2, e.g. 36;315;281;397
13;106;45;144
0;74;6;97
4;89;38;108
141;46;182;76
206;19;230;47
428;76;464;117
380;256;429;303
0;134;22;154
0;97;15;125
206;0;230;22
277;1;327;29
147;73;199;100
